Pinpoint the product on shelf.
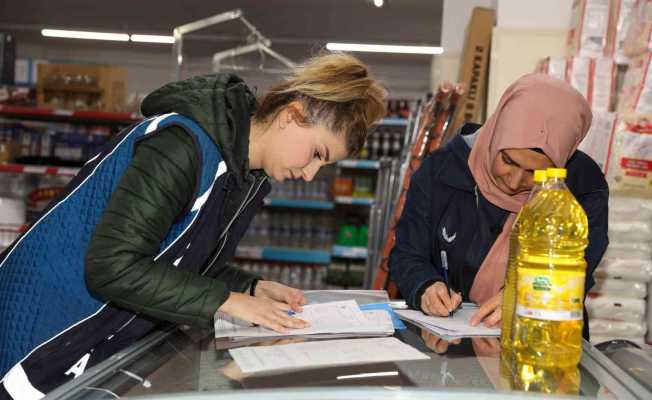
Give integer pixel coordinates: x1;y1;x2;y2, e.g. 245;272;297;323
333;176;354;197
606;114;652;194
567;0;613;58
269;178;330;201
618;52;652;114
352;176;374;198
235;260;327;290
0;224;23;252
622;0;652;59
589;195;652;344
578;112;617;172
385;99;413;119
612;0;638;63
538;56;617;112
592;57;617;111
336;224;358;247
244;211;334;250
36;63;127;112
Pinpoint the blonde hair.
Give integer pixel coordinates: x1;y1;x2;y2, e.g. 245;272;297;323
254;51;388;156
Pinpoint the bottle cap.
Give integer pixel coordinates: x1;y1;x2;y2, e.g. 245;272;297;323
546;168;567;179
533;170;547;183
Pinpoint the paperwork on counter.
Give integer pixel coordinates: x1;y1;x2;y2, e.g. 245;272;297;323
396;303;500;338
214;300;394;340
229;337;429;374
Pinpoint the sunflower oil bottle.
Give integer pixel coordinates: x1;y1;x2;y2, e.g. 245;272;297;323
512;359;581;395
500;170;548;352
511;168;589;368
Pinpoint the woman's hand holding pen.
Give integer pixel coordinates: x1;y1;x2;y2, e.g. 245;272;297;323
421;281;462;317
470;290;502;327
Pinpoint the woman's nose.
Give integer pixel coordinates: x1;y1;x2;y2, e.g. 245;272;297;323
302;163;319;182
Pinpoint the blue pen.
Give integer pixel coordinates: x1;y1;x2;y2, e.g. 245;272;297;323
440;250;461;316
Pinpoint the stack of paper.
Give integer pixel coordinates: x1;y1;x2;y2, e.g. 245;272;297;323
215;300;394;341
230;337;430;374
396;304;500;338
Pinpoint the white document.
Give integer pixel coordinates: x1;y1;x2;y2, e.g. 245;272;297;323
396;305;500;337
229;337;429;374
215;300;394;339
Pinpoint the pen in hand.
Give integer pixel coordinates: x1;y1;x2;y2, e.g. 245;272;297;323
440;250;463;317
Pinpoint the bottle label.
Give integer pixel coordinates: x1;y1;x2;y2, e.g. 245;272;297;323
515;267;585;321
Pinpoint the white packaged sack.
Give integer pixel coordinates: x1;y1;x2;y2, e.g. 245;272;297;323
589;319;648;336
586;295;647;322
589;278;648;298
593;257;652;281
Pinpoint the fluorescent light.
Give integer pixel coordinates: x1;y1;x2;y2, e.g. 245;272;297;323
130;34;175;44
326;42;443;55
337;371;399;380
374;0;384;7
41;29;129;42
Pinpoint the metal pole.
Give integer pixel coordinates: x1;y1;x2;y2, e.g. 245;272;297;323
172;9;244;81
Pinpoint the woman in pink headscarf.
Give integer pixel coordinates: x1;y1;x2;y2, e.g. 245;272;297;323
389;74;609;339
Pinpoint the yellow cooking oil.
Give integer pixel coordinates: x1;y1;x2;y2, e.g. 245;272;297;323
513;360;580;395
511;168;589;368
500;170;548;351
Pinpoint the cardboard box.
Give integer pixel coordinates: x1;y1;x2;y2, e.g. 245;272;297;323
36;63;126;112
451;7;495;132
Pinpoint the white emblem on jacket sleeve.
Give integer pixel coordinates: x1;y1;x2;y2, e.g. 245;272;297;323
442;227;457;243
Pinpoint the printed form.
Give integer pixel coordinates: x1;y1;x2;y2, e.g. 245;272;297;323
215;300;394;339
230;337;429;374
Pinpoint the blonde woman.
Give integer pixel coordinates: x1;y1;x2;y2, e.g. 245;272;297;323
0;52;387;398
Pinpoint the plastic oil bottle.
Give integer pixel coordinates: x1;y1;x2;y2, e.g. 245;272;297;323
512;168;589;368
500;170;548;352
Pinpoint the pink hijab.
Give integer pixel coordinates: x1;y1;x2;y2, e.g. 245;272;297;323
468;73;592;305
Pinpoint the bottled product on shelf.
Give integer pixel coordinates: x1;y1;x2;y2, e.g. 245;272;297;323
0;120;112;165
512;168;589;368
233;260;327;290
354;125;406;161
501;170;548;351
268;178;330;201
243;211;335;250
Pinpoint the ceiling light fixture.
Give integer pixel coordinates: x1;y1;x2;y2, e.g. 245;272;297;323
326;42;443;55
373;0;384;7
130;34;175;44
41;29;129;42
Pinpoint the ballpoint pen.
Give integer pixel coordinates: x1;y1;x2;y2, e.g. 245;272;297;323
440;250;462;316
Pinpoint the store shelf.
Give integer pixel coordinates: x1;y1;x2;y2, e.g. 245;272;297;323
378;118;408;126
0;163;80;177
336;159;380;169
0;105;142;125
332;245;368;259
334;196;374;206
235;246;331;265
263;198;334;210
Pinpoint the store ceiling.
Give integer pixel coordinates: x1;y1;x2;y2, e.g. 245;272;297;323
0;0;442;65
